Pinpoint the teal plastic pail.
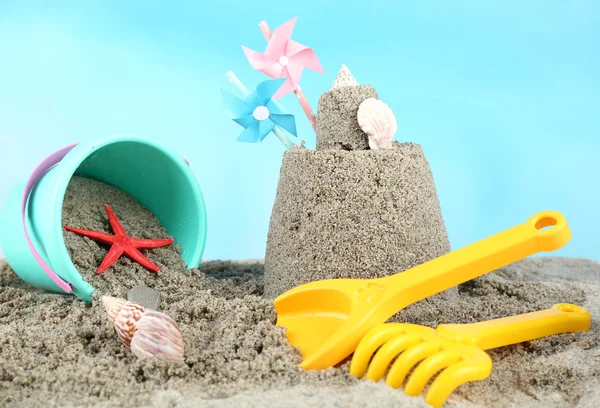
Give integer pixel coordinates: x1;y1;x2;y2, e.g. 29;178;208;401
0;135;207;303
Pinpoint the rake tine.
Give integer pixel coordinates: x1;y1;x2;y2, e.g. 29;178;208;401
404;349;463;396
386;340;442;389
365;333;424;382
425;358;493;408
350;324;409;378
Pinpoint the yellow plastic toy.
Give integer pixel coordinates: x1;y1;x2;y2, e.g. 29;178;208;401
349;303;591;408
274;210;571;370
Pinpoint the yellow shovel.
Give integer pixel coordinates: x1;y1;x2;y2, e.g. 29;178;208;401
274;211;571;370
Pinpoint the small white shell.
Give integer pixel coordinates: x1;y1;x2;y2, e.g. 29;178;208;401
331;64;360;90
101;296;184;362
357;98;397;150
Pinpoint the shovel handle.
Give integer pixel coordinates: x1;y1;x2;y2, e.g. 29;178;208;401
435;303;591;350
381;211;571;313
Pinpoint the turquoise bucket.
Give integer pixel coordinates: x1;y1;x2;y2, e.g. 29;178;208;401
0;135;207;303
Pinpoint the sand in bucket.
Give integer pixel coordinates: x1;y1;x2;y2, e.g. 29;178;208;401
62;176;187;298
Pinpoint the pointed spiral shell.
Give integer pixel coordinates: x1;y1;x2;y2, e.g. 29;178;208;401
357;98;397;150
101;296;184;361
131;310;184;361
102;296;145;347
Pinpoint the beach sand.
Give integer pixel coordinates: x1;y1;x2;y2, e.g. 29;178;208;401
1;176;599;407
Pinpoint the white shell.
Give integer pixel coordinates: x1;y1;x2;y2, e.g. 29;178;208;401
357;98;397;150
331;64;360;90
101;296;184;362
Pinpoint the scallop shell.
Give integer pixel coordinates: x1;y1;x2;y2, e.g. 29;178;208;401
101;296;184;361
357;98;397;150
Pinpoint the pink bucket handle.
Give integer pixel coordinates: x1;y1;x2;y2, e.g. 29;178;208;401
22;144;78;293
21;143;190;294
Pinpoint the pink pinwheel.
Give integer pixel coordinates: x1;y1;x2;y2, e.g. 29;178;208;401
242;17;324;100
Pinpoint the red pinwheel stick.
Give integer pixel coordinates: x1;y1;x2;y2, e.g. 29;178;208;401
258;20;318;133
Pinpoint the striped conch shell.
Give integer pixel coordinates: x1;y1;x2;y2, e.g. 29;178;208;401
101;296;184;362
357;98;397;150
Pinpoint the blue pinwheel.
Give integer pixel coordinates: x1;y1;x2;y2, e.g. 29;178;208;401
222;77;297;144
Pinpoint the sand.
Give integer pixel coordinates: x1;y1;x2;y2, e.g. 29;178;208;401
263;143;450;298
1;176;600;407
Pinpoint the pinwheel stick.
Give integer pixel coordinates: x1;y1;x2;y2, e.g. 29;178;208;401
224;71;295;150
258;20;318;133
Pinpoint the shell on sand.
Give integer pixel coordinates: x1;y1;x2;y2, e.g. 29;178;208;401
357;98;397;150
101;296;184;362
130;310;185;361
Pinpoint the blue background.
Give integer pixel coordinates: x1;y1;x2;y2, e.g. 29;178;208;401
0;1;598;262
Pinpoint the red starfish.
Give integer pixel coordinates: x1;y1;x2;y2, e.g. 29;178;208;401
64;204;174;274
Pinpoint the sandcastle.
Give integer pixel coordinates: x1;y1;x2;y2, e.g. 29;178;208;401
264;65;451;298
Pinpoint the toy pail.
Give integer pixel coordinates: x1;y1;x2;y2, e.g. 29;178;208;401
0;135;207;303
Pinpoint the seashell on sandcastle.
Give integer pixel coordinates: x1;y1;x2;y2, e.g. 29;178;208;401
263;65;451;298
357;98;397;150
